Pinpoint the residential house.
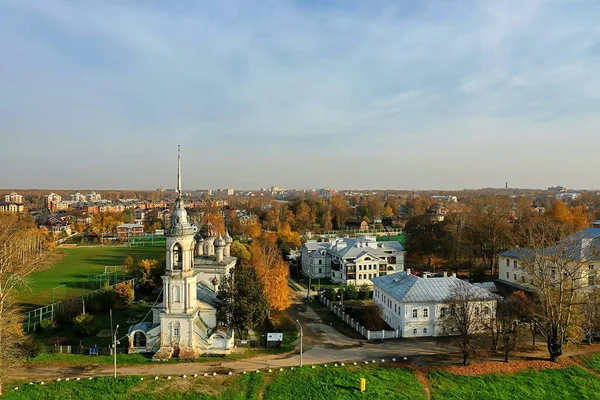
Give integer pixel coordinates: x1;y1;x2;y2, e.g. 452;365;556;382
117;223;144;240
134;207;147;224
300;236;405;285
42;217;72;237
4;192;23;204
0;202;24;213
345;220;369;232
44;193;61;210
498;227;600;292
372;270;498;337
555;192;581;201
69;192;87;202
86;191;101;201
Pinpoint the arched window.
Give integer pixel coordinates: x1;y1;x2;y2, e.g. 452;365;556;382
173;286;181;302
133;331;147;347
172;243;183;270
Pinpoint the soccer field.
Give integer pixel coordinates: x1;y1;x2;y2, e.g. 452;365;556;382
17;245;165;308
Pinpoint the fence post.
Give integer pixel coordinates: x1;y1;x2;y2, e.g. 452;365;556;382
367;330;370;340
396;330;399;338
382;330;385;339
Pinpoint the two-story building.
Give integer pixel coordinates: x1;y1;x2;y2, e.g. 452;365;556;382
498;227;600;292
0;202;24;213
300;236;405;285
372;270;498;337
117;223;145;240
4;192;23;204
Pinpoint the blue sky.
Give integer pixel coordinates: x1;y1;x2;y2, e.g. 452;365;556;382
1;0;599;190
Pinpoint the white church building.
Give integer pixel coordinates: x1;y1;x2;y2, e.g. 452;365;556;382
127;147;236;360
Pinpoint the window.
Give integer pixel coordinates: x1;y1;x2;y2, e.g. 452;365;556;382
514;274;517;280
359;265;362;271
475;307;480;316
591;265;595;270
423;308;428;318
506;272;509;278
173;286;181;302
506;259;510;267
441;308;448;318
413;328;417;335
318;259;322;265
513;260;518;268
318;268;322;274
174;327;179;337
423;328;428;334
394;304;397;312
358;274;362;280
484;307;490;316
412;309;418;318
589;275;595;287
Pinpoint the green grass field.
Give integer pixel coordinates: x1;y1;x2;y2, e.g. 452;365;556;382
430;367;600;400
576;353;600;372
18;245;165;307
9;364;600;400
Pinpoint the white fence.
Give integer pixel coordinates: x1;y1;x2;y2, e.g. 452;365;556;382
319;295;400;340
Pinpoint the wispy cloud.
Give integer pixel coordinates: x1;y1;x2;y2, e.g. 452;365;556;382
0;0;599;189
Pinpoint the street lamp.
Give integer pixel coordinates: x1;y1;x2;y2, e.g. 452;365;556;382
295;320;303;367
113;324;119;378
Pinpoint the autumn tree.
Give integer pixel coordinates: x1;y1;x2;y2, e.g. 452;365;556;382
128;259;160;292
441;281;496;365
0;214;52;394
249;233;291;315
90;212;121;245
217;265;268;339
405;214;441;269
321;210;333;231
329;195;350;229
515;218;587;361
113;282;135;307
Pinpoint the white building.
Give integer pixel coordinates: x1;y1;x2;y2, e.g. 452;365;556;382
44;193;61;209
86;191;101;201
555;192;581;201
372;270;498;338
498;227;600;291
4;192;23;204
69;192;87;202
127;148;236;360
300;236;405;285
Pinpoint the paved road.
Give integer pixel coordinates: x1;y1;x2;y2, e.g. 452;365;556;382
13;289;452;381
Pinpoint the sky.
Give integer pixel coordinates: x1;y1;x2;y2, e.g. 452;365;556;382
1;0;599;191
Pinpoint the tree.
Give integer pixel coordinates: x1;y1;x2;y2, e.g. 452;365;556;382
129;259;160;292
494;292;533;362
342;284;359;300
90;212;121;245
230;241;252;266
0;214;52;394
515;218;587;361
580;287;600;345
217;266;268;339
323;286;336;301
441;282;493;365
73;313;99;337
321;211;333;231
250;234;291;314
358;284;371;300
405;214;440;269
113;282;135;307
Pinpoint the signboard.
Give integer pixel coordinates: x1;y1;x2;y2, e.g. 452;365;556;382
267;333;283;342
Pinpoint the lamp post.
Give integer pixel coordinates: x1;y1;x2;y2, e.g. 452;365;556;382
295;320;303;367
113;324;119;378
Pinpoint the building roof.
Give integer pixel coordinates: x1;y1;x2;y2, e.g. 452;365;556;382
372;272;499;303
501;228;600;263
197;282;219;308
117;223;144;228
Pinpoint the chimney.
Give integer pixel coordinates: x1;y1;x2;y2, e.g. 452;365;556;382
423;273;428;278
452;272;457;278
443;271;448;278
406;268;411;275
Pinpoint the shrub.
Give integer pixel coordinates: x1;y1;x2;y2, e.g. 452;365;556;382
20;337;46;358
323;286;336;301
73;313;99;337
113;282;135;307
358;283;371;300
342;284;358;300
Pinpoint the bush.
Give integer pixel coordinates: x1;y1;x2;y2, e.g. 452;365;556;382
20;337;46;358
358;283;371;300
113;282;135;307
342;284;358;300
38;318;57;332
323;286;336;301
73;313;99;337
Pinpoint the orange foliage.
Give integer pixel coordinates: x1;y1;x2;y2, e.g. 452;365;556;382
249;233;290;312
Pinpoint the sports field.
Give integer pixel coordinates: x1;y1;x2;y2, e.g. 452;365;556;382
17;245;165;308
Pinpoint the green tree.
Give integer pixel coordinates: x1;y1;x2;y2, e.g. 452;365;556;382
358;284;371;300
217;265;268;339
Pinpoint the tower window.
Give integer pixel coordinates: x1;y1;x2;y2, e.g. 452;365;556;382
173;243;183;270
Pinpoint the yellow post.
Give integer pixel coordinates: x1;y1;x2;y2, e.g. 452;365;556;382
360;378;366;392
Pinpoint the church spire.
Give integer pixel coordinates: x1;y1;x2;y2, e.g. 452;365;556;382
177;145;182;198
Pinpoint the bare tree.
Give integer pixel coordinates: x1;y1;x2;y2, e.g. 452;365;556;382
515;218;588;362
580;287;600;345
441;281;497;365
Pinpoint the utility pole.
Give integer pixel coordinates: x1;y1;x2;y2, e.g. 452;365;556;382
296;320;303;367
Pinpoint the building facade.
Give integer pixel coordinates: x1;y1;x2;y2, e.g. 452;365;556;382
116;223;144;240
0;202;24;213
372;270;498;338
127;148;236;361
4;192;23;204
300;236;405;285
498;227;600;292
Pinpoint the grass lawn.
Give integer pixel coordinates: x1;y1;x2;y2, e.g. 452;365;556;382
5;373;265;400
18;245;164;308
6;365;422;400
575;352;600;372
430;367;600;400
264;365;426;400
